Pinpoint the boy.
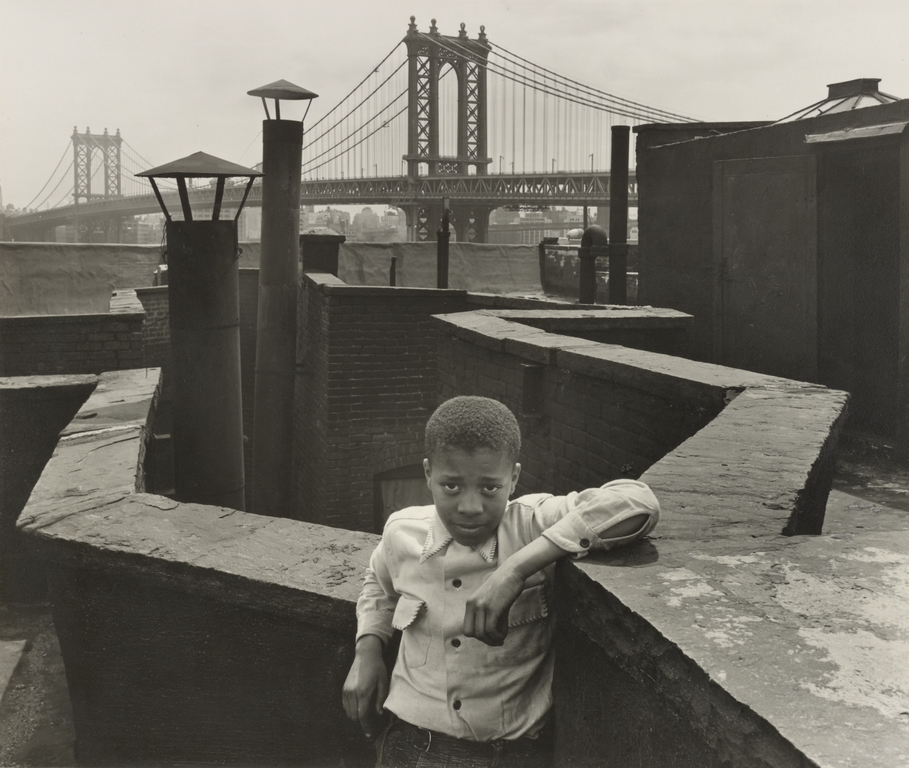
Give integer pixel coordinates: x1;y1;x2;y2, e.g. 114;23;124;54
343;396;659;767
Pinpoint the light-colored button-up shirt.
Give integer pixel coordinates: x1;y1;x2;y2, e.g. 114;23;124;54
355;479;660;742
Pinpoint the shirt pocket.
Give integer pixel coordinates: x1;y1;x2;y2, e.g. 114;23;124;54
507;582;549;627
498;583;553;667
392;596;430;669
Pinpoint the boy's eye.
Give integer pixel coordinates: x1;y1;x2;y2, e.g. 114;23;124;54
442;483;460;492
482;485;502;494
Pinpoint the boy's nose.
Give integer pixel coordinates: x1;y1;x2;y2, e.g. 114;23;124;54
458;491;484;514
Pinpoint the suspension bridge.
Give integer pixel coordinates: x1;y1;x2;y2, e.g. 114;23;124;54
2;17;693;244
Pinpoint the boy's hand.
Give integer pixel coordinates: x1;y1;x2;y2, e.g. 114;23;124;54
342;635;388;738
463;567;524;646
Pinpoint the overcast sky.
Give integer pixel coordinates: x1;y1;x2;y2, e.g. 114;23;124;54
2;0;908;209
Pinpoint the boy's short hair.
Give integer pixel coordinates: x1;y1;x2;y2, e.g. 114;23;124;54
425;396;521;462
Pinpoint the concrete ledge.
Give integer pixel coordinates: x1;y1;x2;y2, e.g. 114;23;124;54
489;305;692;330
465;293;577;309
0;374;99;600
433;308;694;364
16;320;908;767
108;290;145;317
428;311;908;768
17;368;374;766
19;369;371;628
304;271;466;299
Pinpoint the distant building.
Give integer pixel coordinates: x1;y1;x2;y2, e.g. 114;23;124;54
352;207;381;235
305;206;350;235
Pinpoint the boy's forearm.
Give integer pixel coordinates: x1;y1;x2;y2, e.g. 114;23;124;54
355;633;385;656
463;537;569;645
498;536;569;582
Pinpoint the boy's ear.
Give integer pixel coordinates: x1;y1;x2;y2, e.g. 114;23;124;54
423;458;432;486
510;462;522;494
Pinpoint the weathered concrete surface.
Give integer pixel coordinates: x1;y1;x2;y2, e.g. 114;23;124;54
490;306;691;330
559;384;908;768
482;306;692;355
14;339;903;767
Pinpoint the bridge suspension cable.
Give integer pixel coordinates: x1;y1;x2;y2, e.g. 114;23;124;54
297;25;697;181
306;42;405;134
301;40;410;181
488;41;694;122
23;144;72;210
424;32;692;123
419;29;694;174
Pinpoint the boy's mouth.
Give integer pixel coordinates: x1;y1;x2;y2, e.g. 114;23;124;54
453;522;486;533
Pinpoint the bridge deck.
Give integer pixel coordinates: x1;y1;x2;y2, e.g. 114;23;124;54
4;172;637;233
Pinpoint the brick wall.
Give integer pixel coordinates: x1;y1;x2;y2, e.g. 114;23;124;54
134;286;169;367
293;274;469;531
433;314;721;498
0;293;145;376
293;288;693;532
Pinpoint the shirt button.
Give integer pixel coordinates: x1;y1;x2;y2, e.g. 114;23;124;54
452;579;462;588
453;700;462;710
452;638;461;648
580;538;590;548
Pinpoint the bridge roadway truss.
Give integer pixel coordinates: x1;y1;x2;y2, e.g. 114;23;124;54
4;171;637;243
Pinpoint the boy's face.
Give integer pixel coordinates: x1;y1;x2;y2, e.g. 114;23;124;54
423;447;521;547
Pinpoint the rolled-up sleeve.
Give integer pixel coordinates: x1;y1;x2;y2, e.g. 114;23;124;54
539;479;660;558
355;538;399;644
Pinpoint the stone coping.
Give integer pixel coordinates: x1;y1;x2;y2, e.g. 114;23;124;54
14;326;908;766
486;306;691;329
301;271;667;313
0;290;144;324
18;368;375;633
303;271;465;299
109;289;145;316
434;311;700;370
0;373;98;394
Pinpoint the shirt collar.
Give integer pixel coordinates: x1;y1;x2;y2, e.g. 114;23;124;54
422;511;498;564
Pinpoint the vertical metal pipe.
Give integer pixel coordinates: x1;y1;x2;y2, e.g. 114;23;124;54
608;125;630;304
253;119;302;517
577;242;596;305
579;224;607;305
437;201;450;288
168;220;245;510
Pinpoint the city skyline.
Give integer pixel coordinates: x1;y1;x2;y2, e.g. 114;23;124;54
2;0;908;209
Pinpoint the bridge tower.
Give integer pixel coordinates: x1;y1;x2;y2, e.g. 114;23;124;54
404;17;493;242
71;127;123;242
72;127;122;202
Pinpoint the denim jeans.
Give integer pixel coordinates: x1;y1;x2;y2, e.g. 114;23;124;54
375;718;552;768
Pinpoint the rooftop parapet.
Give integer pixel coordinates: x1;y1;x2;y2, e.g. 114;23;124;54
13;309;904;767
